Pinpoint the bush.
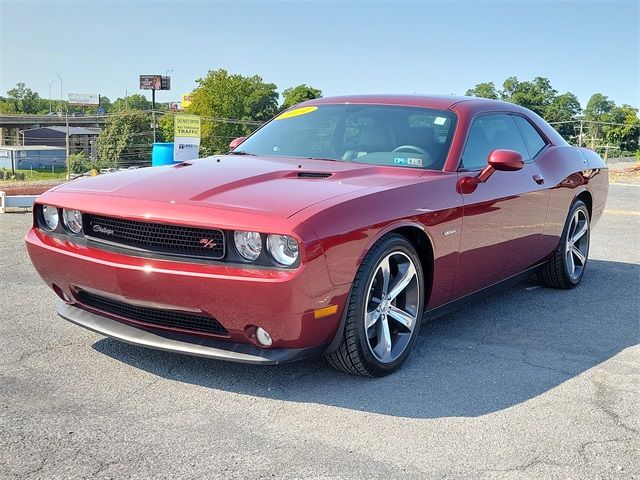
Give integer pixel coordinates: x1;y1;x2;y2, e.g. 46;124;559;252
68;152;92;174
68;152;118;174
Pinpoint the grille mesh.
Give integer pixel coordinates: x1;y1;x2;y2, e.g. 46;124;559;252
77;290;229;336
84;214;225;260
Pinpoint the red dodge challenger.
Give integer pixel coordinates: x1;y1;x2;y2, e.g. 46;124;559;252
26;95;608;376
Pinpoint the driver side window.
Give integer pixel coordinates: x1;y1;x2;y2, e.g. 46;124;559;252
461;114;528;171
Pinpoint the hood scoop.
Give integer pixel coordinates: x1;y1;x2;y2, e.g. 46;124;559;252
296;171;333;179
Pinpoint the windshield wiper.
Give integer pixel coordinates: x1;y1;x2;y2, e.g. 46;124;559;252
227;150;252;155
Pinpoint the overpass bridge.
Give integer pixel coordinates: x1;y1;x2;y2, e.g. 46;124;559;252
0;114;107;145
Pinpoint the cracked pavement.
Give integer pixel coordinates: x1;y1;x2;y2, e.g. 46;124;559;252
1;184;638;479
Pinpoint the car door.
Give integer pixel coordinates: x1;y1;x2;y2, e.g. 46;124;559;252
450;113;550;299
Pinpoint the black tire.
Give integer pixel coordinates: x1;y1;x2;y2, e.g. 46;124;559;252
325;234;425;377
538;200;590;289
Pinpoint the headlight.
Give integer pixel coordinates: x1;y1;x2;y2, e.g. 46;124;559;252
41;204;59;230
62;209;83;234
267;234;299;266
234;231;262;261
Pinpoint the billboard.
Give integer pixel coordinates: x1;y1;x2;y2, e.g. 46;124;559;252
174;114;201;162
68;93;100;106
139;75;171;90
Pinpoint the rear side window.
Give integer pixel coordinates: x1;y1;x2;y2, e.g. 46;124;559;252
461;114;528;170
514;116;546;160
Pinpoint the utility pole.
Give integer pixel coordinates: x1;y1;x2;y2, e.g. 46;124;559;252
65;107;70;180
578;120;583;147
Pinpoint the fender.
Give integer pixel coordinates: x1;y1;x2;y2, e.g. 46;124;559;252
355;219;435;270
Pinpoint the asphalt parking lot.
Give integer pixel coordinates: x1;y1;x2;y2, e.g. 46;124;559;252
1;184;638;479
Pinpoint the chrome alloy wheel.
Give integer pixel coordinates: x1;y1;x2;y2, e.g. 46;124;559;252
364;252;420;364
565;208;589;281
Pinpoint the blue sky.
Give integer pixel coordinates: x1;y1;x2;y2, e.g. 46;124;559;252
1;0;638;109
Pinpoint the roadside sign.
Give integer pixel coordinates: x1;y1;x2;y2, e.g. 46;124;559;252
174;114;201;162
68;93;100;106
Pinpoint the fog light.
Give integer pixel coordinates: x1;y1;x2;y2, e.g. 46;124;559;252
255;327;273;347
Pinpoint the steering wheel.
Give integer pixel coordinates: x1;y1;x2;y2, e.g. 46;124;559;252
392;145;428;156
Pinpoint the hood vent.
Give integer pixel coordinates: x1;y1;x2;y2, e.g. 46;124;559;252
297;171;333;179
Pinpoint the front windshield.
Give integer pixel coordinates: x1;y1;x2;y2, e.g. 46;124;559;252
235;104;457;170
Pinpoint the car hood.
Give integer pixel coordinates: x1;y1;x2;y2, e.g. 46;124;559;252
55;155;425;218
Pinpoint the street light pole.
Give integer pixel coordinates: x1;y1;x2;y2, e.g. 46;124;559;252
55;72;63;113
48;80;55;114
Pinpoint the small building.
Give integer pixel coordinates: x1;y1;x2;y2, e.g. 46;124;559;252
0;146;66;171
20;126;100;158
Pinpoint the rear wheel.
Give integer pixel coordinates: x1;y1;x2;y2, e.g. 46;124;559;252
325;234;424;377
538;200;590;289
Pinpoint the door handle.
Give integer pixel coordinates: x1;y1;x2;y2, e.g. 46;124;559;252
533;174;544;185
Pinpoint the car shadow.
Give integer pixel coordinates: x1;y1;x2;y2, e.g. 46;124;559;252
92;259;638;419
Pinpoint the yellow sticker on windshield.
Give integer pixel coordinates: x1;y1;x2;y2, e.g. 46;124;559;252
275;106;318;120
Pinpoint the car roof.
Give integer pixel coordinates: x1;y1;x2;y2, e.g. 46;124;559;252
300;94;515;111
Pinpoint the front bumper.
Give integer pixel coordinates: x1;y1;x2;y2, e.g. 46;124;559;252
26;227;349;353
58;302;328;364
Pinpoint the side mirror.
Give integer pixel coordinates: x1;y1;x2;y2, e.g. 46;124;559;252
488;149;525;172
228;137;246;150
474;149;524;183
458;149;524;193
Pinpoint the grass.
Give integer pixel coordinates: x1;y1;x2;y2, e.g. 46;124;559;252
1;168;67;182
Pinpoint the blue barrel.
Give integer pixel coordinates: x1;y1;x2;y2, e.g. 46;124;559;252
151;142;175;166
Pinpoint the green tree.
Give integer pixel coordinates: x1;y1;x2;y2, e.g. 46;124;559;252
281;84;322;109
584;93;615;120
158;112;175;142
187;69;278;154
465;82;499;99
584;93;615;148
6;83;43;113
0;100;13;113
502;76;557;117
500;76;518;100
112;94;151;111
545;93;582;140
605;104;640;152
96;110;152;167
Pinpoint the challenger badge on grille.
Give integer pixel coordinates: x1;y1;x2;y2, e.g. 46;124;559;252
92;224;115;236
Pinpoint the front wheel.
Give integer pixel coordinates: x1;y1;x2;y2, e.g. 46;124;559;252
325;234;424;377
538;200;590;289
